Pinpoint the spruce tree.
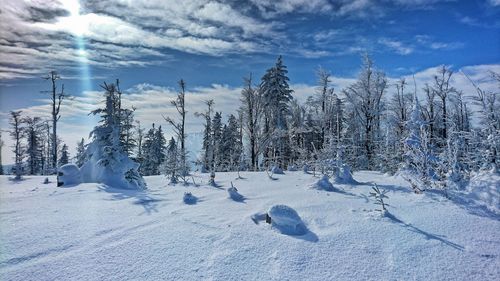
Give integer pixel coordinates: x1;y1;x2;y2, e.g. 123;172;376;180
75;138;86;167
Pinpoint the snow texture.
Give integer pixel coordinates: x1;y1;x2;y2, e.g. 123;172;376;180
0;171;499;281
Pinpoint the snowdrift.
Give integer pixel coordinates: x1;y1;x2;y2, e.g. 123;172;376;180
465;171;500;215
311;175;336;191
268;205;307;235
57;164;82;187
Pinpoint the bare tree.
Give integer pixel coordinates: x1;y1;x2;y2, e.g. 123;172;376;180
194;99;214;172
164;79;188;177
431;66;455;144
42;71;70;172
9;111;24;179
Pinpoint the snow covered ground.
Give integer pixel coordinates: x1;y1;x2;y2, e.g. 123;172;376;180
0;171;499;281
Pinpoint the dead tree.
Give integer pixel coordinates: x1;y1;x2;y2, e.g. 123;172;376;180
42;71;69;172
164;79;188;178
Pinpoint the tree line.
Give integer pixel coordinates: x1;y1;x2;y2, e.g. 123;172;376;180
4;55;499;192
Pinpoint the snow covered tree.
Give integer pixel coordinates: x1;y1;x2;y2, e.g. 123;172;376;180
211;111;223;170
81;82;146;189
75;138;86;167
23;116;44;174
9;111;24;180
464;71;500;171
403;95;438;193
42;71;69;173
134;121;145;169
195;99;214;172
164;79;189;178
260;55;293;169
140;123;166;176
343;55;386;169
240;74;263;171
164;137;179;183
59;144;69;166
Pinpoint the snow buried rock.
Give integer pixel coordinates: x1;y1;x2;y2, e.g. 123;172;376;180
268;205;307;235
183;192;197;205
57;164;82;187
312;175;336;191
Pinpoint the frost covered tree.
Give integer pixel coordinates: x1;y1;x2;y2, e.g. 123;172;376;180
211;111;223;170
195;99;214;172
403;95;438;193
240;74;263;171
134;121;145;169
343;55;386;169
260;55;293;168
140;124;166;176
42;71;69;173
164;137;179;183
59;144;69;166
75;138;86;167
81;82;146;189
164;79;189;177
9;111;24;179
23;116;44;174
431;66;456;146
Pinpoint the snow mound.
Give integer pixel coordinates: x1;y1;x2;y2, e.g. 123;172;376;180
287;165;298;171
268;205;307;235
271;166;284;175
465;171;500;215
57;164;82;187
333;164;358;184
311;175;335;191
183;192;197;205
227;185;244;202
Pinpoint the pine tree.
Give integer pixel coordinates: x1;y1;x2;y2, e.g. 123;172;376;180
195;100;214;172
23;116;44;174
164;137;178;183
260;55;293;168
75;138;86;167
59;144;69;166
211;111;223;171
82;82;145;189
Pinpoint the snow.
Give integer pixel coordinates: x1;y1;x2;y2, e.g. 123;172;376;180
311;175;335;191
267;205;307;236
57;164;82;187
227;185;245;202
0;171;499;280
462;170;500;215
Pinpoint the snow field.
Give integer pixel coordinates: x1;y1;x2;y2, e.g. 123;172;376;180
0;171;499;281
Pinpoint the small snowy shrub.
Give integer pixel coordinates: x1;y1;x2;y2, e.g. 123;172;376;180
183;192;197;205
227;182;244;202
369;183;389;213
271;165;284;175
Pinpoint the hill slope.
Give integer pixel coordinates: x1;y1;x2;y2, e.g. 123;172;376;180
0;171;499;280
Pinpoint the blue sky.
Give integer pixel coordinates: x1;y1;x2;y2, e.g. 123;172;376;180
0;0;499;162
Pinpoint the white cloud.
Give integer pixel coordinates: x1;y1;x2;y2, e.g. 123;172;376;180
378;38;414;55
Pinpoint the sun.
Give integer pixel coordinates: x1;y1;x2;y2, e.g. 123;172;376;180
59;0;89;37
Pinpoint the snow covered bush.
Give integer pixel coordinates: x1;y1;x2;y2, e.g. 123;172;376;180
311;175;335;191
271;165;284;175
402;95;438;193
183;192;197;205
267;205;307;235
80;82;146;190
